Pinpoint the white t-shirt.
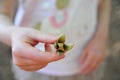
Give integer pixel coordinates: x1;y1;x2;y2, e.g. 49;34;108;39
14;0;99;76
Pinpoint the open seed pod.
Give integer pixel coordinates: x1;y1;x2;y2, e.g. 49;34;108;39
54;34;74;55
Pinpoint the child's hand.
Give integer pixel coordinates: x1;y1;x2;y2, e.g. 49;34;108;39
11;27;65;71
80;36;109;75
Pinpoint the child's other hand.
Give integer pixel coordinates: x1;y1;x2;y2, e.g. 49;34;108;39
80;36;109;75
11;27;65;71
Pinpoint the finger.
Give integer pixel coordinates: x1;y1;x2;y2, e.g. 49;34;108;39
83;49;108;75
28;30;58;44
80;52;94;75
84;59;101;75
13;56;46;67
45;43;52;52
85;56;104;74
82;55;99;75
29;47;65;62
20;64;47;71
13;45;65;63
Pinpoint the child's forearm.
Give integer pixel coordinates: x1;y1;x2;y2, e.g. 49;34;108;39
0;14;14;46
0;0;18;46
0;0;18;19
95;0;111;39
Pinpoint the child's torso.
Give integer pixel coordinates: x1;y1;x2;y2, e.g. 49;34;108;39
15;0;99;76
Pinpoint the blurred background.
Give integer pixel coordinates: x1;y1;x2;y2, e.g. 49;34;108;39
0;0;120;80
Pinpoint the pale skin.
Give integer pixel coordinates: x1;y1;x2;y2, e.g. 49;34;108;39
0;0;111;75
0;0;65;71
80;0;111;75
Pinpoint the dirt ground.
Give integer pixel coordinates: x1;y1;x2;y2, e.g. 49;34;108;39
0;0;120;80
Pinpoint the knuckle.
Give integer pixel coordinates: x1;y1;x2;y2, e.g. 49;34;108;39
14;61;20;66
13;59;22;67
12;47;23;57
12;49;19;57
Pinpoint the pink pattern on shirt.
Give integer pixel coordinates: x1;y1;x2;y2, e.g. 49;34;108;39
50;10;68;28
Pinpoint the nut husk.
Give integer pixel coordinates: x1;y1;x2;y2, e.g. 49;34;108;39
54;34;74;55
